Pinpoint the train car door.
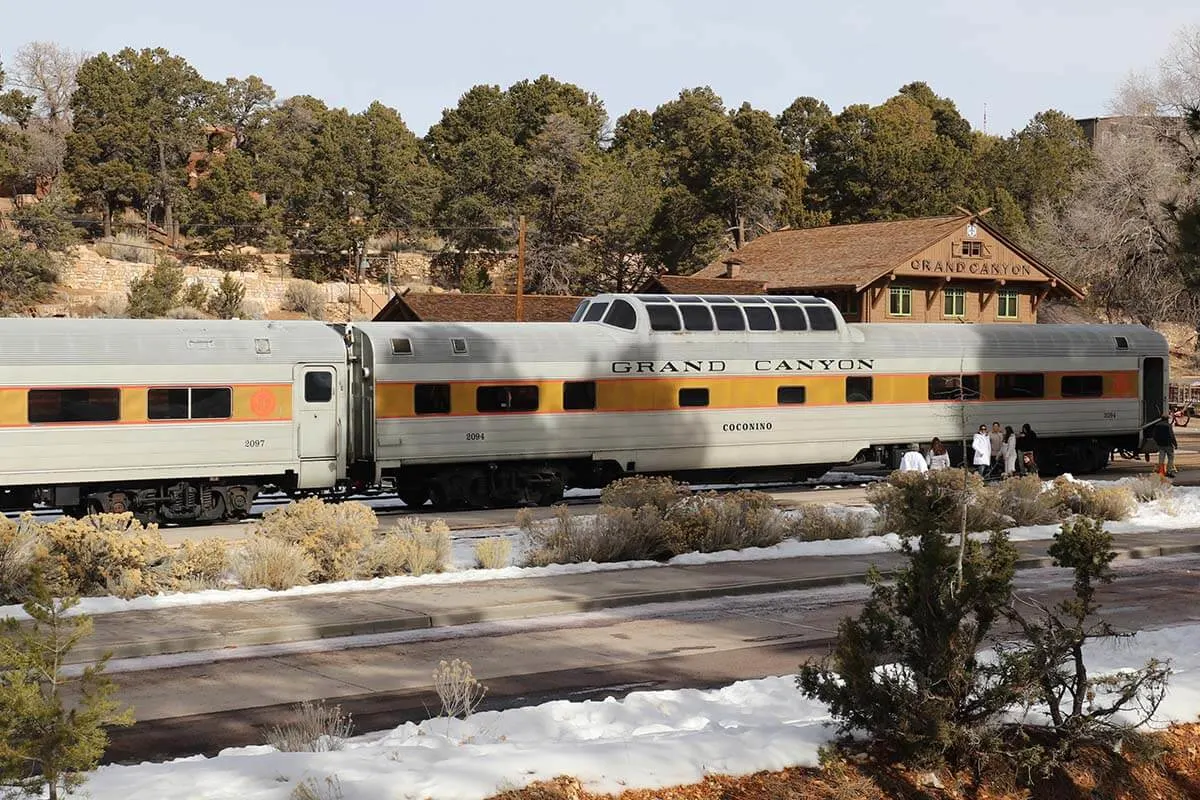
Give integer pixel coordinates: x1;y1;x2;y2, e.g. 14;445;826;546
1142;356;1165;425
294;364;340;488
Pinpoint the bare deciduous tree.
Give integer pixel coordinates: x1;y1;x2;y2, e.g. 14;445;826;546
10;41;85;123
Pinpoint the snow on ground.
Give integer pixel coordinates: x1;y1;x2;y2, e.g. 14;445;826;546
82;621;1200;800
3;479;1197;621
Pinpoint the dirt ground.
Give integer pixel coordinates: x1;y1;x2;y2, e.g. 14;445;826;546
489;724;1200;800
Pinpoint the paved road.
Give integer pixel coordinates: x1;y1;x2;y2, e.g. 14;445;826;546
103;549;1200;764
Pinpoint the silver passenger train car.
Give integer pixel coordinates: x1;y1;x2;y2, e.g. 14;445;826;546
0;295;1169;522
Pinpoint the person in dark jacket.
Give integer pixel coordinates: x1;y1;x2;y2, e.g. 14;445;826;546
1151;413;1179;477
1016;423;1038;476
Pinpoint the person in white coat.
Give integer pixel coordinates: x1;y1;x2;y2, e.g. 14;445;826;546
972;425;992;477
1000;425;1018;477
899;443;928;473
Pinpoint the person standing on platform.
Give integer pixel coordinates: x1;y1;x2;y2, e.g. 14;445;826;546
1000;425;1018;477
1151;413;1178;477
899;443;928;473
989;422;1004;477
972;425;992;477
928;438;951;470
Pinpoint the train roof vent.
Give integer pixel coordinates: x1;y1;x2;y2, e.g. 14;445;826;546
1115;336;1129;350
450;337;469;355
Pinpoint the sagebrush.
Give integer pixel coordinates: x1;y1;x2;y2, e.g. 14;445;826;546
265;699;353;752
234;536;315;590
788;504;874;541
473;537;512;569
254;498;378;582
283;280;327;319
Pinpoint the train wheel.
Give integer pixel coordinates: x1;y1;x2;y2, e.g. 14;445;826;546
397;486;430;510
531;469;565;507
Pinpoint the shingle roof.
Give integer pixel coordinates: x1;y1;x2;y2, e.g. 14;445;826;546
639;275;768;295
373;293;584;322
692;215;1084;299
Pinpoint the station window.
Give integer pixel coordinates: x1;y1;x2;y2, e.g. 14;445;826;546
995;373;1045;399
775;306;809;331
844;293;861;316
678;388;709;408
28;388;121;424
777;386;807;405
1061;375;1104;398
563;381;597;410
647;304;682;331
997;289;1019;319
943;288;965;317
928;374;981;401
477;385;539;413
414;383;451;415
961;240;983;257
889;287;912;317
845;376;873;403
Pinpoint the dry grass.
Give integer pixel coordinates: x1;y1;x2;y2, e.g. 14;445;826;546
359;518;451;577
234;536;315;590
1127;474;1173;502
518;505;670;567
0;513;41;603
788;504;875;542
433;658;488;719
1050;478;1136;521
265;699;352;752
474;537;513;569
667;491;787;554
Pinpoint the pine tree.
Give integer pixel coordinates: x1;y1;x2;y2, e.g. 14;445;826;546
0;573;133;799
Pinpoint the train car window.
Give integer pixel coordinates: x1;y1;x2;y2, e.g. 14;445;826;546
636;295;670;303
706;296;734;303
845;376;873;403
735;296;767;303
745;306;777;331
647;304;682;331
477;385;539;412
712;305;746;331
148;388;189;420
1114;336;1129;350
563;381;597;410
765;297;797;304
450;338;469;355
571;301;590;322
807;307;839;331
583;302;609;322
928;374;981;400
304;371;334;403
390;338;413;355
28;388;121;424
604;299;638;330
1062;375;1104;398
678;387;709;407
671;295;701;302
191;387;232;419
994;373;1045;399
775;306;809;331
414;383;451;414
777;386;807;404
679;304;714;331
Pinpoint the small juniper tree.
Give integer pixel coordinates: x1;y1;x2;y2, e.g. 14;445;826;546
207;272;246;319
799;472;1020;771
0;573;133;799
999;516;1170;773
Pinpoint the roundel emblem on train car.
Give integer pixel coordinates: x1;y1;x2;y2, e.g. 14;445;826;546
966;223;978;237
250;389;277;417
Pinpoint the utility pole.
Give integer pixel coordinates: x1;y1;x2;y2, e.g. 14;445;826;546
515;215;526;322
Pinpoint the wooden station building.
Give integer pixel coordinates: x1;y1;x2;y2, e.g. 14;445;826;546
688;214;1084;324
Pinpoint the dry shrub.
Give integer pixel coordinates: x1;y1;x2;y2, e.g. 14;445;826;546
40;513;170;596
1049;477;1135;521
788;504;874;542
164;305;210;319
868;469;1005;534
359;518;451;577
96;232;156;263
518;504;671;566
0;513;42;603
599;475;689;514
166;538;229;588
254;498;377;582
432;658;487;719
997;475;1063;526
473;537;512;569
93;293;127;318
290;776;344;800
1128;474;1173;502
266;699;352;752
667;490;787;554
283;280;327;319
235;536;315;590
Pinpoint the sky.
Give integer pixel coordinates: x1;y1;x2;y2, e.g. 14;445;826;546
1;1;1198;137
